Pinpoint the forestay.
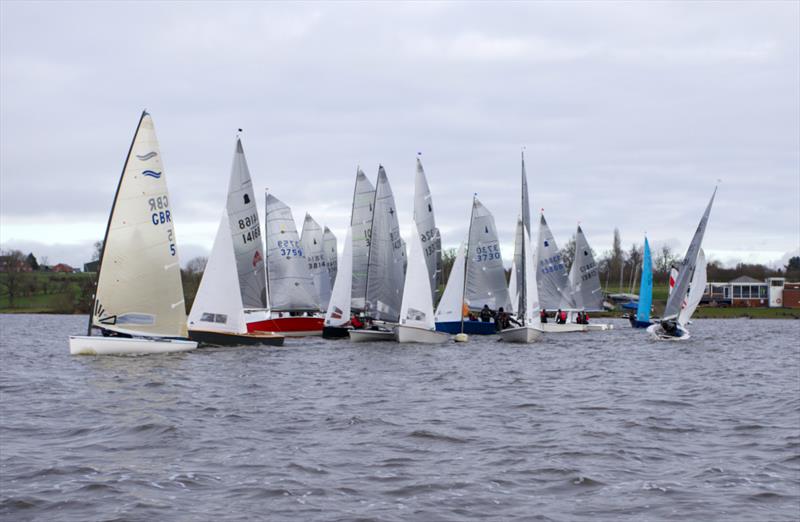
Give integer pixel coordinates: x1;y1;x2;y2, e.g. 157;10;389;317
188;213;247;334
91;112;188;338
301;214;332;310
350;168;375;312
264;193;319;312
325;227;353;327
413;157;441;302
465;198;511;311
535;214;575;310
364;167;405;322
226;139;268;309
399;220;437;330
568;225;603;311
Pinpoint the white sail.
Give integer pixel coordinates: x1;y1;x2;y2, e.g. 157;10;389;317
226;138;267;309
521;151;532;238
364;166;405;322
325;227;353;327
568;225;603;311
465;197;511;311
511;216;524;314
188;213;247;334
414;157;442;302
301;213;332;310
508;258;518;315
400;221;437;330
91;112;188;337
264;193;319;311
323;226;338;289
435;242;466;323
350;168;375;311
522;227;541;326
679;249;707;326
535;214;575;310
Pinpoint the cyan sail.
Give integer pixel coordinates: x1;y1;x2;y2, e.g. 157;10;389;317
636;237;653;323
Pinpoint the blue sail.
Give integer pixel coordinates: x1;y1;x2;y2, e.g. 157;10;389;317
636;237;653;323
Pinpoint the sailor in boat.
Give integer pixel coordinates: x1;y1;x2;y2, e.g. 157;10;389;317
540;309;548;323
555;309;566;324
495;307;520;332
350;314;364;330
101;328;131;338
479;305;495;323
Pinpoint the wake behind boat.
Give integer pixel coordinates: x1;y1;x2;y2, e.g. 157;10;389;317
69;111;197;355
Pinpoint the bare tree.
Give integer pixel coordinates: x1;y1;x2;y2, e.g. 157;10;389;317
1;249;27;308
92;240;104;261
655;245;677;278
561;234;577;269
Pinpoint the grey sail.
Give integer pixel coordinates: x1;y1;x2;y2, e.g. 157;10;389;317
264;193;319;312
323;226;337;289
521;151;532;237
413;157;442;302
465;197;511;311
226;138;267;309
513;152;532;308
350;168;375;312
535;214;576;310
568;225;603;311
663;188;717;321
364;166;405;322
300;213;332;310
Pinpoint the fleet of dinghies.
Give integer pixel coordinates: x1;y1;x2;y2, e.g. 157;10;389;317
70;112;718;354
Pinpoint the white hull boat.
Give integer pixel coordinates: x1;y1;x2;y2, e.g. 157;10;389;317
349;328;396;342
586;323;613;331
499;326;543;343
69;336;196;355
541;323;587;333
647;323;691;341
395;325;449;344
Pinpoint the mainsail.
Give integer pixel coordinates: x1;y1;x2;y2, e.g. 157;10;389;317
662;188;716;322
188;213;247;334
323;226;337;289
264;193;319;312
636;237;653;323
521;225;541;326
413;157;442;302
226;138;268;309
511;215;524;313
535;214;575;310
679;248;707;327
520;151;532;236
465;197;511;311
399;219;437;330
568;225;603;311
364;166;406;322
325;227;352;327
91;112;188;338
350;168;375;312
301;213;332;310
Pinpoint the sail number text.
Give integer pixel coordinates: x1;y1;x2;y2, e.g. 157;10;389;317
276;239;303;258
474;244;500;262
148;195;175;256
420;228;438;257
237;213;261;244
540;254;565;273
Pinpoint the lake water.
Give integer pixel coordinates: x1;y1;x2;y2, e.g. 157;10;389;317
1;314;798;521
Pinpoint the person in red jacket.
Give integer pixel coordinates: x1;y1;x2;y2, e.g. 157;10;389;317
351;314;364;329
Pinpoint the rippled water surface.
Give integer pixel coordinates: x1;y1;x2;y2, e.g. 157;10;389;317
1;315;798;521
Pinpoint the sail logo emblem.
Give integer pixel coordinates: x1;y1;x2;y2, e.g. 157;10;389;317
253;250;263;267
330;306;343;320
543;240;550;247
142;170;162;179
136;151;158;161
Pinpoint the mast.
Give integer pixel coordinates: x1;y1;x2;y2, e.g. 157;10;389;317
87;110;148;336
460;195;476;334
263;188;271;310
519;153;527;326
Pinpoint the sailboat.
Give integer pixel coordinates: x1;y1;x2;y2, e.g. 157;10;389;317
350;166;406;342
499;221;543;342
246;192;324;336
187;213;284;346
69;111;197;355
535;213;586;333
648;188;716;340
395;219;450;343
414;156;442;303
568;225;613;331
300;213;333;310
323;227;353;339
434;196;511;336
323;226;337;289
629;236;654;328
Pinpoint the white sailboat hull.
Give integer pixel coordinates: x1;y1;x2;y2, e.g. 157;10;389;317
394;325;449;344
499;326;544;343
349;328;396;342
646;324;691;341
541;323;587;333
69;336;197;355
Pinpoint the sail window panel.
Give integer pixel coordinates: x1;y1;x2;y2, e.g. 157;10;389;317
115;313;156;325
199;312;228;324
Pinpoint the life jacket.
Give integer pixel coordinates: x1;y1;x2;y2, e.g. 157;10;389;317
559;311;567;323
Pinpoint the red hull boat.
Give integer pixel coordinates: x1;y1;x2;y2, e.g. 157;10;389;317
247;315;324;337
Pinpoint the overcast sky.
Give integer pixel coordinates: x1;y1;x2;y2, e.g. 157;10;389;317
1;1;798;270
